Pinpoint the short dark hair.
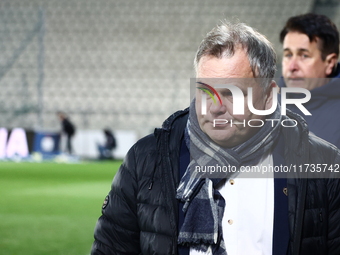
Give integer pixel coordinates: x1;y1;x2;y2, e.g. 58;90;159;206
280;13;339;60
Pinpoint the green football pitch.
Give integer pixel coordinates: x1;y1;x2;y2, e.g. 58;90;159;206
0;160;122;255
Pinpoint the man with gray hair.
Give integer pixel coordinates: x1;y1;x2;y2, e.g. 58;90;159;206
91;21;340;255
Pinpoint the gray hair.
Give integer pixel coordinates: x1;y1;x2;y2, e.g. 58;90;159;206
194;21;277;89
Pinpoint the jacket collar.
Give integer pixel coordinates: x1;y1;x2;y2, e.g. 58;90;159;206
160;108;189;132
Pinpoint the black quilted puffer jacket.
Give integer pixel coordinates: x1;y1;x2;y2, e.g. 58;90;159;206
91;108;340;255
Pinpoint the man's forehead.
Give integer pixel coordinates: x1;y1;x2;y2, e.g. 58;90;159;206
197;50;254;79
283;32;322;50
196;78;261;89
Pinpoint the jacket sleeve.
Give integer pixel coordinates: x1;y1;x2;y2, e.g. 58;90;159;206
327;148;340;254
91;145;141;255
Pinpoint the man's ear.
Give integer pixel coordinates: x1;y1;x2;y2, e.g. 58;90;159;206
325;53;338;76
264;80;277;110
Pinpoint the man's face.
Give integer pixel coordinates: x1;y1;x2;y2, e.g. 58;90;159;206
58;113;64;121
282;32;333;90
195;49;273;148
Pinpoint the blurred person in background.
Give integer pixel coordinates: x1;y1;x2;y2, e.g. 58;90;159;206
97;128;116;160
91;21;340;255
57;111;76;154
279;13;340;147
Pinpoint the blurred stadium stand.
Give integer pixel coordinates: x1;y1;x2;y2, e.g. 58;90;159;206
0;0;336;138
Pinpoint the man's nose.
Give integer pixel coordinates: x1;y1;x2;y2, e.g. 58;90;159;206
288;57;299;72
209;101;227;116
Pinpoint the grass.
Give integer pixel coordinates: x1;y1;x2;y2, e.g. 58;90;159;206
0;160;122;255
